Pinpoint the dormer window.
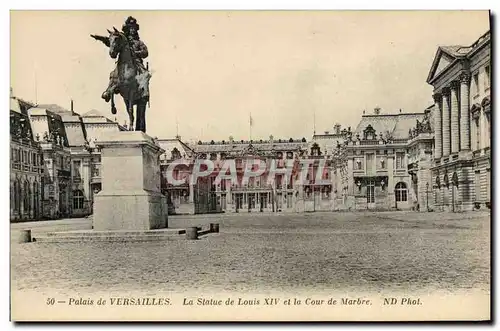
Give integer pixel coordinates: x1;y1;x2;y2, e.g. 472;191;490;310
310;143;321;156
363;124;377;140
171;147;181;160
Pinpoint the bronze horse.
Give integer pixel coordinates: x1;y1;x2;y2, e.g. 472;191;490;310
106;27;151;132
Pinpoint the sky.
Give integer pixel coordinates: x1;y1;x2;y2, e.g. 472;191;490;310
10;10;490;144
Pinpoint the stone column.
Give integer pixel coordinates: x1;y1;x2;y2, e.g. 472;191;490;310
459;72;471;151
450;81;460;154
433;93;443;160
441;87;451;157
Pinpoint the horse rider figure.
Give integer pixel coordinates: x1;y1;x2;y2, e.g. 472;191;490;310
92;16;151;103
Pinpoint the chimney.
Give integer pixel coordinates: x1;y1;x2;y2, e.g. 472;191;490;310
70;99;74;112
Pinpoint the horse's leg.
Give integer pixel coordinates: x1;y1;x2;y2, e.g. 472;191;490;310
135;98;147;133
111;94;117;115
124;98;134;131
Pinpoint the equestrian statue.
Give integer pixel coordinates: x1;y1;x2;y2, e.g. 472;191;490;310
91;16;152;132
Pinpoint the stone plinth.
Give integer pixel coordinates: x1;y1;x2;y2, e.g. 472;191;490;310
93;131;168;231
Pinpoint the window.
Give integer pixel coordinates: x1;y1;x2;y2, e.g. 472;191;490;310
395;182;408;202
286;152;293;159
484;66;490;90
73;190;85;209
171;147;181;160
276;175;283;189
366;153;374;175
73;160;81;178
396;152;405;169
367;179;375;203
248;193;256;209
23;181;30;212
486;113;490;147
13;181;20;212
473;73;479;96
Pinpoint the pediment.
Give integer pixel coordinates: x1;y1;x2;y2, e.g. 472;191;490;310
426;49;456;84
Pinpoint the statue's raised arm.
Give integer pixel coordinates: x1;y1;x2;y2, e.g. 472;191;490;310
90;34;110;47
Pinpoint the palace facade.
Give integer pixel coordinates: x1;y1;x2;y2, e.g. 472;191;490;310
10;30;491;220
9;94;126;222
160;137;339;214
426;30;491;211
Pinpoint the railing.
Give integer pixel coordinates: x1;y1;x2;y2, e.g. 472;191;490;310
359;140;379;145
11;161;43;173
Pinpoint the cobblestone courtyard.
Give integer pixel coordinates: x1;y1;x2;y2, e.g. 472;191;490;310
11;211;490;296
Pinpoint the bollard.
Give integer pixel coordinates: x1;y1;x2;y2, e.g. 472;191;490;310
186;227;198;240
18;229;32;243
210;223;220;233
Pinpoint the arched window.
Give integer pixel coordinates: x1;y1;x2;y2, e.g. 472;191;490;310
73;190;85;210
24;180;30;213
395;182;408;202
13;180;20;212
33;181;39;217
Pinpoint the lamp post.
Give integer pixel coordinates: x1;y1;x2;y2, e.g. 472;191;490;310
426;182;429;212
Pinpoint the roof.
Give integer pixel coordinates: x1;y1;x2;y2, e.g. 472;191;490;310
37;104;78;116
353;112;425;140
192;139;308;155
427;30;490;84
157;138;195;160
63;121;87;147
27;107;70;147
10;97;35;115
81;109;117;124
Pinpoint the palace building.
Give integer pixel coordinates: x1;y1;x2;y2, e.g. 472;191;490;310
10;95;44;221
326;108;427;211
426;30;491;211
160;137;337;214
9;93;126;222
10;30;491;220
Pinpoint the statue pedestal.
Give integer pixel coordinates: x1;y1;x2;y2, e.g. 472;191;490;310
93;131;168;231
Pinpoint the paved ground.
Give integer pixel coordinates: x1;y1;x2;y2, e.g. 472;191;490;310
11;211;490;296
